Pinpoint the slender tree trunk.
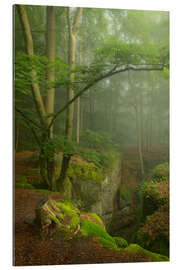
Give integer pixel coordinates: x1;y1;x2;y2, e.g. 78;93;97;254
45;6;56;136
17;5;57;190
57;7;83;191
136;103;145;176
17;5;47;129
45;6;56;190
128;71;144;177
76;97;80;143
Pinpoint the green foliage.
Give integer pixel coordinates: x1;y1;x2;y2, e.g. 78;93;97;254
81;130;117;150
93;39;167;67
137;162;169;198
41;135;78;160
153;162;169;181
78;148;119;169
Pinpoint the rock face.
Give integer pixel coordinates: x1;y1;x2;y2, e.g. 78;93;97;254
66;159;122;226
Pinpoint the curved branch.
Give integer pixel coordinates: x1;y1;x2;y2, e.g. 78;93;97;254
15;106;44;130
49;63;164;129
15;106;42;148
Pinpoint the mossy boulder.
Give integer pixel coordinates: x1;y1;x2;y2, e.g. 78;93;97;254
125;244;169;262
114;236;128;248
153;162;169;180
136;203;169;256
137;163;169;256
64;157;122;225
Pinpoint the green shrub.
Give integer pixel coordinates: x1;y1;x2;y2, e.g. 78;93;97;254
81;130;117;150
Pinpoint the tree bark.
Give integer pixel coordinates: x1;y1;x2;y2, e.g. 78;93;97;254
45;6;56;190
76;97;80;143
45;6;56;136
128;71;144;177
17;5;47;129
57;7;83;190
17;5;57;190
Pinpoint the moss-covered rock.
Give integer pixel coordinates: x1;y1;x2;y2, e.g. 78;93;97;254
136;162;169;257
153;162;169;180
113;236;128;248
79;218;119;251
136;203;169;256
125;244;169;262
67;162;103;184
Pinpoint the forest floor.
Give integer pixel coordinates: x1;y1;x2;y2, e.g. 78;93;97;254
14;146;168;266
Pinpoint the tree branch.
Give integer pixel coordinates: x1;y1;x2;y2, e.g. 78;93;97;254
49;63;164;129
15;106;42;148
15;106;45;130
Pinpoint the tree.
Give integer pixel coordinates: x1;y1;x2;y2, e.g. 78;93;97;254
16;5;57;189
15;5;168;192
56;7;83;190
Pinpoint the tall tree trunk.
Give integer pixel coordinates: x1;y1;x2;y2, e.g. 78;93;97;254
128;71;144;177
76;97;80;143
45;6;56;136
45;6;56;190
17;5;57;190
57;7;83;191
17;5;47;129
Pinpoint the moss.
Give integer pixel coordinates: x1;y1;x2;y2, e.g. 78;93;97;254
58;177;72;199
125;244;169;262
57;201;80;216
80;218;118;251
99;237;119;251
67;162;102;184
15;183;34;189
38;199;81;239
35;189;53;194
153;163;169;179
113;236;128;248
19;176;27;184
146;214;155;222
88;213;104;226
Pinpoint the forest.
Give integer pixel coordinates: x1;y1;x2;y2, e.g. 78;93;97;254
14;4;169;266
